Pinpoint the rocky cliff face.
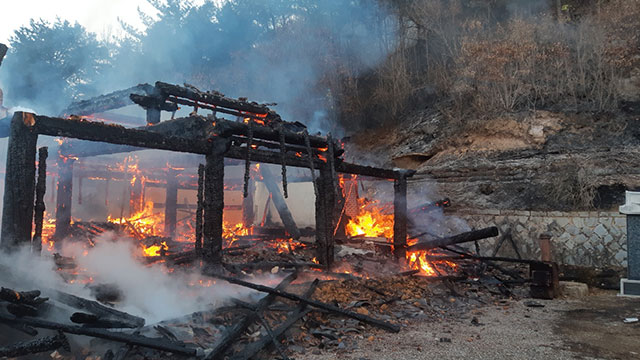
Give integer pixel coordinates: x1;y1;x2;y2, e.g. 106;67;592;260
349;106;640;211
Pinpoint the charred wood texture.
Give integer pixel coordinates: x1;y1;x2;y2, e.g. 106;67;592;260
0;43;7;67
0;314;196;356
242;173;255;227
209;273;400;333
70;312;140;329
206;272;296;360
203;151;224;265
164;168;179;238
406;227;499;252
60;84;154;117
54;154;74;241
52;290;145;328
315;165;335;268
229;279;319;360
32;146;48;254
155;81;273;118
196;164;205;256
1;113;38;249
0;288;48;306
0;331;69;358
129;93;178;113
393;175;408;259
260;166;300;240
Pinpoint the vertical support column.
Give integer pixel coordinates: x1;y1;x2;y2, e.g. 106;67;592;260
195;164;204;256
32;147;48;254
393;174;408;259
1;112;38;250
54;153;74;242
146;108;161;125
164;169;178;238
203;152;224;265
242;174;255;228
315;165;335;268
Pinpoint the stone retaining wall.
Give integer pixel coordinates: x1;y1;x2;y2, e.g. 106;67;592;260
454;209;627;267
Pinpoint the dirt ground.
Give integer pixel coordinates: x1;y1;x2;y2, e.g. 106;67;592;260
298;290;640;360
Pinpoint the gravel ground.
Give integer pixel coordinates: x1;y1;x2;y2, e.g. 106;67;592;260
297;291;640;360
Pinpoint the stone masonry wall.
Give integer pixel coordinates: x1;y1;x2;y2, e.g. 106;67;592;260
454;209;627;267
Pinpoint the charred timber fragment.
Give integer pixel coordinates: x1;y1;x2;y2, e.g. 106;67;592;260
0;314;196;356
70;312;140;329
60;84;154;117
155;81;272;117
32;146;48;254
203;151;224;265
230;279;319;360
315;165;335;267
1;112;38;249
208;273;400;332
0;331;69;358
0;288;48;306
206;272;296;360
260;166;300;240
164;168;179;238
242;173;255;227
407;227;499;252
393;173;409;259
243;121;253;198
196;164;205;256
278;124;288;198
51;290;145;328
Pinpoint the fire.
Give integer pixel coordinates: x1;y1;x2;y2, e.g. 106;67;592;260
345;198;394;239
268;238;306;254
142;241;168;257
223;222;252;247
108;201;164;239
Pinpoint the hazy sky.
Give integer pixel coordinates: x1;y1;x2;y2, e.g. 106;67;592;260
0;0;160;44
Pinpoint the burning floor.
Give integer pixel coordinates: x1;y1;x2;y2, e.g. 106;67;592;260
0;82;555;359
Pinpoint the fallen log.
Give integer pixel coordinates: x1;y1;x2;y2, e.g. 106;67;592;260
406;227;499;252
70;312;140;329
206;272;297;360
229;279;319;360
0;331;69;358
50;290;145;328
0;314;197;356
206;272;400;333
0;287;48;306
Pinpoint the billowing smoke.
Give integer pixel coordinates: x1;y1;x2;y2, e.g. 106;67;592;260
1;233;277;324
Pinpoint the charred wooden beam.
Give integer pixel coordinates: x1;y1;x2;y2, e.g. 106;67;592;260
70;312;140;329
208;273;400;333
315;165;335;267
196;164;205;256
32;146;48;254
1;112;38;249
0;331;69;358
406;227;499;252
60;84;154;117
53;154;74;242
0;288;48;306
393;174;408;259
229;279;318;360
203;151;224;265
260;166;300;240
155;81;272;117
51;290;145;328
242;173;255;227
205;272;296;359
0;43;7;67
164;168;179;238
0;314;197;356
213;117;334;151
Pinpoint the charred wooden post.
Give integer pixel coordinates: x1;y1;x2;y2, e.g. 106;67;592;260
315;165;335;268
129;174;144;215
260;166;300;240
54;153;75;242
393;173;409;259
1;112;38;249
203;151;224;265
242;173;255;228
32;146;48;254
195;164;204;256
164;168;179;238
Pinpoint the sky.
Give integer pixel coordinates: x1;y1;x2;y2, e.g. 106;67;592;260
0;0;160;44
